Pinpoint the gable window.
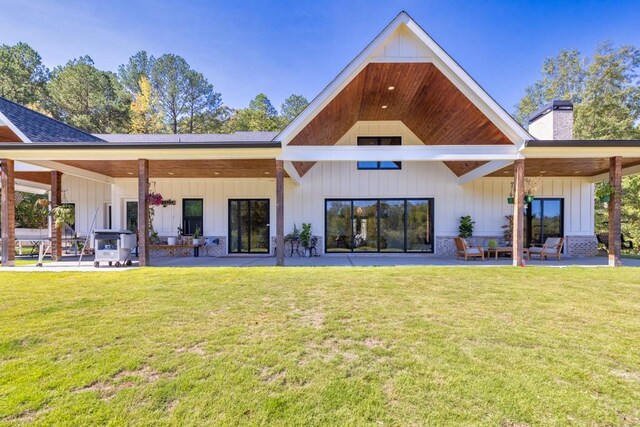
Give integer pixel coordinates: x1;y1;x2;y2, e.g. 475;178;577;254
357;136;402;170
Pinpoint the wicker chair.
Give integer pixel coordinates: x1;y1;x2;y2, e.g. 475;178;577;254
454;237;485;261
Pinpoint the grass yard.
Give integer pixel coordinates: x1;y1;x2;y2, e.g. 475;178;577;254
1;267;639;426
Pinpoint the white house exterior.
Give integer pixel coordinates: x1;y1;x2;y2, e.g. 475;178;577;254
1;12;638;267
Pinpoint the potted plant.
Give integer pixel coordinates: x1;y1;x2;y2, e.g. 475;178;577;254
595;182;615;203
524;178;537;204
51;204;75;230
507;182;514;204
488;239;498;249
299;223;312;256
192;226;202;246
458;215;474;238
168;226;180;245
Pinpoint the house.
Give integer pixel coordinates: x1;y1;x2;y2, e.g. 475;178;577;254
1;11;638;267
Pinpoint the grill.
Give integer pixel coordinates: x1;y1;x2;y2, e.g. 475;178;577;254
92;229;136;268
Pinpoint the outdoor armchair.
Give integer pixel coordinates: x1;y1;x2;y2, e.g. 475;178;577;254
527;237;564;261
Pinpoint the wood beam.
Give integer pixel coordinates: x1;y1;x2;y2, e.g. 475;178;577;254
50;171;62;261
138;159;150;267
275;160;285;266
512;159;525;267
608;156;622;267
1;159;15;267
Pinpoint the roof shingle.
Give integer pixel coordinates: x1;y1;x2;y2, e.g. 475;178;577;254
0;96;105;143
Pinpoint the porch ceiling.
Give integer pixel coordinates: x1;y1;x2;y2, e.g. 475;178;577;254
56;160;287;179
488;158;640;177
289;62;511;176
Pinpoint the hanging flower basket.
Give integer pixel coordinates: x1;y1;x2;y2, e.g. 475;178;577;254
161;199;176;207
147;192;164;206
599;194;611;203
507;197;514;205
524;195;535;204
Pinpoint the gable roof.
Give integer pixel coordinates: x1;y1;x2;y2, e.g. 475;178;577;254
0;96;104;143
276;11;532;148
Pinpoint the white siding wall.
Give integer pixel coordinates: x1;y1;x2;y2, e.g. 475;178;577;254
61;175;111;236
111;178;276;239
107;167;594;255
286;161;594;244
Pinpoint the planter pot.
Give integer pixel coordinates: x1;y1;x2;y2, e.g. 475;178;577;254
599;194;611;203
507;197;514;205
524;195;534;204
167;237;177;245
192;238;202;246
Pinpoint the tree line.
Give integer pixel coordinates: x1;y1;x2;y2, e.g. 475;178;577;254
0;43;309;134
514;41;640;249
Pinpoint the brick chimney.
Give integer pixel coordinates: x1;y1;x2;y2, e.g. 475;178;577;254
527;100;574;140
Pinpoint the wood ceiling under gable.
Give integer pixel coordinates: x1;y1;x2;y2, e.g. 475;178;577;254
57;160;286;179
0;126;22;142
289;62;512;176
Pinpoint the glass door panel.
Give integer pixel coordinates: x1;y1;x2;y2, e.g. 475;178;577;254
379;200;405;252
525;198;563;246
250;200;270;253
126;201;138;232
326;201;352;252
353;200;378;251
229;199;270;254
407;199;432;252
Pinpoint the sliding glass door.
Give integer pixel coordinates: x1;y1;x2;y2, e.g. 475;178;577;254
525;198;564;246
325;198;434;253
229;199;270;253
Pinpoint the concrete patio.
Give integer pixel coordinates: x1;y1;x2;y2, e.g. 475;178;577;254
4;253;640;271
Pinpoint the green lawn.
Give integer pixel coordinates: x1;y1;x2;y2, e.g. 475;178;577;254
1;267;639;426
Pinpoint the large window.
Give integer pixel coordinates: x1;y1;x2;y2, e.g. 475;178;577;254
357;136;402;170
325;198;433;253
525;198;564;247
182;199;203;235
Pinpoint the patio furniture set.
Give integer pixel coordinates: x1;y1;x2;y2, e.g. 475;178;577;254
454;237;564;262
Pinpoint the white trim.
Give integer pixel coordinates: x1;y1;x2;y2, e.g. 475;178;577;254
283;161;302;185
0;110;31;143
278;145;522;162
275;14;405;146
457;160;513;185
13;179;49;194
20;160;114;184
275;12;531;149
404;19;532;148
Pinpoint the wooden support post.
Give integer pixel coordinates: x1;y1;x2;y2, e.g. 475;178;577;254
512;159;525;267
138;159;150;267
50;171;63;261
1;159;16;267
608;156;622;267
275;160;285;266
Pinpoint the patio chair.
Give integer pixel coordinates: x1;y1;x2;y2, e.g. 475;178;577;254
454;237;484;261
308;236;319;257
527;237;564;261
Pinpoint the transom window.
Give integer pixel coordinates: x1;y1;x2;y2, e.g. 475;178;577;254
357;136;402;170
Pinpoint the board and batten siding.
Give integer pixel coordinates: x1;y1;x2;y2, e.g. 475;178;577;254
286;161;594;246
60;175;112;236
111;178;276;239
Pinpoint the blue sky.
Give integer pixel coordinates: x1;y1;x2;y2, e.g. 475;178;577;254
1;0;639;114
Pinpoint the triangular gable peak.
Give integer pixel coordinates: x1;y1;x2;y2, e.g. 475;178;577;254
277;12;531;177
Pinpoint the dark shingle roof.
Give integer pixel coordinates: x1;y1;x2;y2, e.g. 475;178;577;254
0;96;104;143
